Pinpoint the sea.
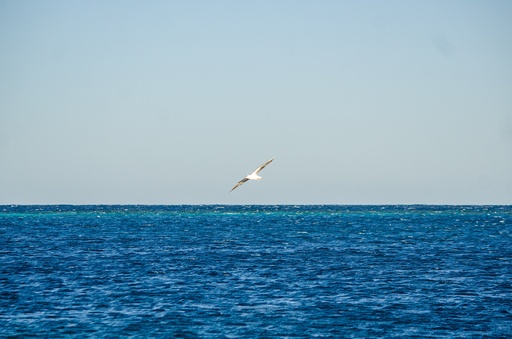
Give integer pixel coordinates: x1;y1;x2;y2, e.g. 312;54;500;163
1;205;511;338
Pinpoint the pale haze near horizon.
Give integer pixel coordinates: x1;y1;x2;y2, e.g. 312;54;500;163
1;1;511;205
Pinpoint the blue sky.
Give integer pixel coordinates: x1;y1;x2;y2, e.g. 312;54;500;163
1;1;511;204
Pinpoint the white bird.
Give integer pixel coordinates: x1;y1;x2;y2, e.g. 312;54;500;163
229;157;275;192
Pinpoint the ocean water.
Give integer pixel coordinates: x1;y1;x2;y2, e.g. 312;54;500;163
1;205;511;338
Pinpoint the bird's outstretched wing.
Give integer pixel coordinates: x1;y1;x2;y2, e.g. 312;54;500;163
253;157;275;175
230;178;249;192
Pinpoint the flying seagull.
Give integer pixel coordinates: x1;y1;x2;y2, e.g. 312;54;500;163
229;157;275;192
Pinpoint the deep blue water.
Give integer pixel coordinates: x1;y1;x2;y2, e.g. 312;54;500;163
1;205;511;338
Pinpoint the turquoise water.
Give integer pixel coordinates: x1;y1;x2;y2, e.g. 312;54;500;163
1;205;511;337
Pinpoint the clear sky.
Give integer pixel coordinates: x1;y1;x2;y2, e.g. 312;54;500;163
1;0;511;205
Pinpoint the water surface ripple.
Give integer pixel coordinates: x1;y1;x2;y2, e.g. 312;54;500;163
1;205;511;337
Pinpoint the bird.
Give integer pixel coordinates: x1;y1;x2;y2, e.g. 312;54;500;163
229;157;275;192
